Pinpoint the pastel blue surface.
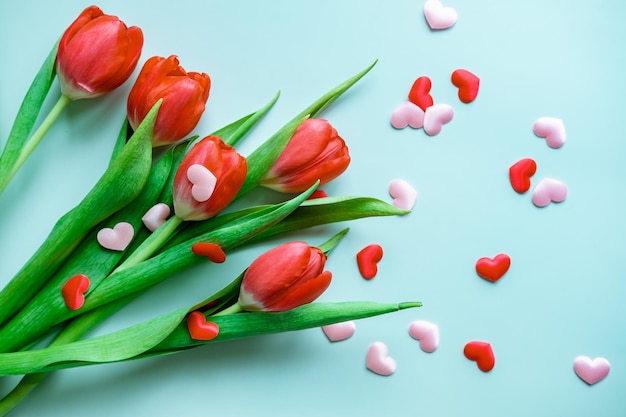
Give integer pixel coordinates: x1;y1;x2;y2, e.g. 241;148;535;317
1;1;625;416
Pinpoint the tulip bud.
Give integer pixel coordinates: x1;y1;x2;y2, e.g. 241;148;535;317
127;55;211;147
173;136;247;221
260;118;350;193
238;241;332;312
56;6;143;100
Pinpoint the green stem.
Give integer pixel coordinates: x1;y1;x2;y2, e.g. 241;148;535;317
212;302;244;316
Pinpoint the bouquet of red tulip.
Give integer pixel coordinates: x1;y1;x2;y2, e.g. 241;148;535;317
0;5;420;415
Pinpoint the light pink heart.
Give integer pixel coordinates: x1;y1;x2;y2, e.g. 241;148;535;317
389;179;417;210
142;203;171;232
97;222;134;251
533;117;566;149
423;104;454;136
322;321;356;342
187;164;217;202
391;102;425;129
424;0;458;30
408;320;439;353
532;178;567;207
366;341;396;376
574;356;610;385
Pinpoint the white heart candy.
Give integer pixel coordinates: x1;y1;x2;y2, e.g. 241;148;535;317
424;0;458;30
97;222;134;251
322;321;356;342
389;179;417;210
366;341;396;376
574;356;610;385
423;104;454;136
187;164;217;202
142;203;171;232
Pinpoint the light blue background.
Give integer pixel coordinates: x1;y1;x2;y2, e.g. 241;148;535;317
1;1;625;416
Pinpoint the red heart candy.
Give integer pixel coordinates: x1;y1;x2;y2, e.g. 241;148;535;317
191;242;226;263
451;69;480;103
187;311;220;340
356;244;384;279
509;158;537;194
464;341;495;372
62;274;90;310
408;76;434;111
475;254;510;282
308;189;328;200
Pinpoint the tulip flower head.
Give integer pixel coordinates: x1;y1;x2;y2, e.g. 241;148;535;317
127;55;211;147
238;241;332;312
56;5;143;100
260;118;350;193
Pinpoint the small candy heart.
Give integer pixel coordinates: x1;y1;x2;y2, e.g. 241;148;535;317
356;244;384;279
187;311;220;341
423;0;458;30
308;189;328;199
423;104;454;136
388;179;417;210
532;178;568;207
142;203;171;232
533;117;566;149
475;254;511;283
464;341;495;372
322;321;356;342
366;341;397;376
574;356;610;385
408;320;439;353
187;164;217;202
97;222;134;251
391;102;425;129
509;158;537;194
191;242;226;263
451;69;480;103
408;76;434;111
62;274;90;310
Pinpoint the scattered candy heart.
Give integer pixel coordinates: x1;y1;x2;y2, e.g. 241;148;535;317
187;163;217;202
391;102;425;129
187;311;220;340
475;254;511;283
388;178;417;210
532;178;567;207
574;356;610;385
366;341;396;376
463;341;495;372
97;222;134;251
451;69;480;103
62;274;90;310
509;158;537;194
533;117;566;149
408;320;439;353
423;0;458;30
408;76;434;111
423;104;454;136
356;244;384;279
308;189;328;199
141;203;171;232
322;321;356;342
191;242;226;263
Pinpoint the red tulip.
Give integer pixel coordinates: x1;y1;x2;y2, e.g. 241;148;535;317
238;241;332;312
56;5;143;100
173;136;247;221
127;55;211;147
260;118;350;193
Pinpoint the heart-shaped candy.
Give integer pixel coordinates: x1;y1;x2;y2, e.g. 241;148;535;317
142;203;171;232
388;179;417;210
187;164;217;202
408;76;434;111
423;0;458;30
409;320;439;353
366;341;396;376
464;341;495;372
308;189;328;200
97;222;134;251
475;254;511;283
532;178;567;207
62;274;90;310
322;321;356;342
451;69;480;103
187;311;220;341
574;356;610;385
423;104;454;136
509;158;537;194
191;242;226;263
533;117;566;149
356;244;384;279
391;102;425;129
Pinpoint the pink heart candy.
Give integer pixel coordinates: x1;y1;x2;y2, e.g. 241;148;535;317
423;104;454;136
574;356;610;385
532;178;568;207
187;164;217;202
142;203;171;232
391;102;425;129
366;341;396;376
322;321;356;342
97;222;134;251
408;320;439;353
389;179;417;210
423;0;458;30
533;117;566;149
